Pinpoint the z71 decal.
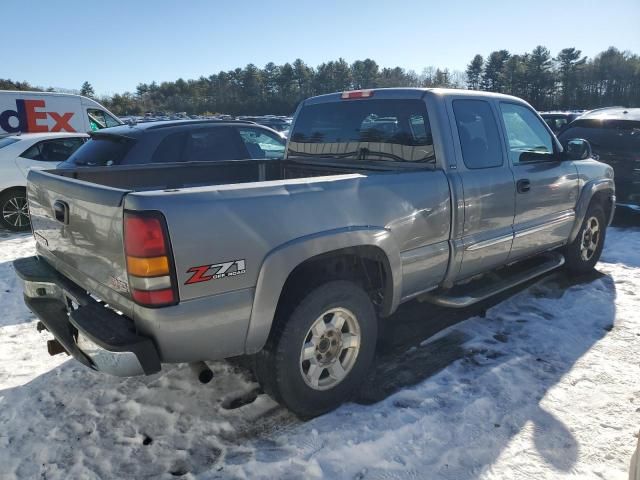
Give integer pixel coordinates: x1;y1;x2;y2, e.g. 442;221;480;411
185;259;246;285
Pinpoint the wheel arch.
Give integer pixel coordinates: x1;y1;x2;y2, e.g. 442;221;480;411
0;185;27;197
244;227;402;354
569;178;615;243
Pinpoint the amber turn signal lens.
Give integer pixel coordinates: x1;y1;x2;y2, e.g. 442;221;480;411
126;256;169;277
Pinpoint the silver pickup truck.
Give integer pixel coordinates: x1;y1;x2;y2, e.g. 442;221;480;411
15;88;615;417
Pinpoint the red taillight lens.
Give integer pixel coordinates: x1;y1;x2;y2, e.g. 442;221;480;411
131;288;175;306
123;212;178;307
341;89;374;99
124;215;167;257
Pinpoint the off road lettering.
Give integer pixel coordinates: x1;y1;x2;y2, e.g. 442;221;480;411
185;259;246;285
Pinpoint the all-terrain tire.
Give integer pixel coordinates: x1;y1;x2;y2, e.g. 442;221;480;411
254;280;377;418
564;203;606;275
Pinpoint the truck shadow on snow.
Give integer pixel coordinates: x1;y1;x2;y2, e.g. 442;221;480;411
358;269;607;405
343;268;613;476
0;262;616;478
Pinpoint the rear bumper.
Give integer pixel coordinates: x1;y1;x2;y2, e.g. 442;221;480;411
13;256;160;377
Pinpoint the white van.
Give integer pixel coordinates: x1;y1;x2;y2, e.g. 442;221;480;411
0;90;122;135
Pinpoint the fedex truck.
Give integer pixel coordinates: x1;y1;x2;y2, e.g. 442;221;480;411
0;90;123;134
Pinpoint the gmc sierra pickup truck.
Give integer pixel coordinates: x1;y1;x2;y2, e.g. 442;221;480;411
15;88;615;417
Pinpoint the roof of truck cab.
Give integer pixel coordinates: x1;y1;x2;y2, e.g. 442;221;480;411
302;87;528;106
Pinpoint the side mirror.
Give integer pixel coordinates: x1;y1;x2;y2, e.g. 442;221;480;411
564;138;592;161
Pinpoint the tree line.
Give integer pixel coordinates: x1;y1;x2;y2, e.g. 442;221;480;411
2;46;638;116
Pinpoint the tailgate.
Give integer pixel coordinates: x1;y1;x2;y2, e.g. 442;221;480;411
27;169;132;304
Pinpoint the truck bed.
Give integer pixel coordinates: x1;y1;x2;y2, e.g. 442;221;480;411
52;159;391;192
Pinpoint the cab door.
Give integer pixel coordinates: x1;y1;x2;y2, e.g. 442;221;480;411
497;102;579;261
449;98;516;279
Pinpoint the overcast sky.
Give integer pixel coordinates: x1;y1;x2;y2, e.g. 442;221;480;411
5;0;640;95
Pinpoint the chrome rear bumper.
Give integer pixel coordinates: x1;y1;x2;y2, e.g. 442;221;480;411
14;256;160;377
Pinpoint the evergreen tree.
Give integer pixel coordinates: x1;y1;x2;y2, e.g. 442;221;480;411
555;48;586;109
481;50;510;91
526;46;555;109
466;54;484;89
80;81;95;98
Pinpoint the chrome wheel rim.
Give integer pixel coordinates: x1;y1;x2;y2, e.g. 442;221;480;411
299;307;361;391
580;216;600;261
2;195;29;228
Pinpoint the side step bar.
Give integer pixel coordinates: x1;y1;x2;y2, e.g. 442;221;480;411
419;252;565;308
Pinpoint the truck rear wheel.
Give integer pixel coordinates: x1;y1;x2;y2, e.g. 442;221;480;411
564;203;606;275
0;188;30;232
255;280;377;418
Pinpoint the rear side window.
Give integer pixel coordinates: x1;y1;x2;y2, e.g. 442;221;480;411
237;127;285;159
559;119;640;153
452;99;503;169
149;127;253;164
60;135;134;167
289;99;435;163
183;127;247;162
0;138;19;149
20;137;86;162
150;132;188;163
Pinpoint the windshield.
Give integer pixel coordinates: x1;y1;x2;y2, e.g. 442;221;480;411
59;135;135;167
289;99;435;163
559;119;640;153
0;137;20;149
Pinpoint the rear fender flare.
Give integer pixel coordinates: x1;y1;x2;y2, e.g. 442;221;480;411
244;227;402;354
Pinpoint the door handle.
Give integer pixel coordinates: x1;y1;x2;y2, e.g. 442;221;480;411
517;179;531;194
53;200;69;224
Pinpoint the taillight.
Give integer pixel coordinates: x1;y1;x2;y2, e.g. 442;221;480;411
124;211;178;307
341;89;374;99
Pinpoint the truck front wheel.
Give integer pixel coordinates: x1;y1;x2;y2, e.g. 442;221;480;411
564;203;607;275
255;280;377;418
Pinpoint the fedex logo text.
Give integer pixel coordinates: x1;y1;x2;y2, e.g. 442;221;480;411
0;100;75;133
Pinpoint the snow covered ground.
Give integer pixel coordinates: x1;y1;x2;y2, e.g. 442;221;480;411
0;226;638;479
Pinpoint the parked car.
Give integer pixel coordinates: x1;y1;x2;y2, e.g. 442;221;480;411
539;111;584;134
59;120;286;168
0;132;88;231
237;115;292;133
0;90;122;134
558;107;640;212
15;88;614;417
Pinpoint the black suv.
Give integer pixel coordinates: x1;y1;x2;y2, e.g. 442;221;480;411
558;107;640;211
60;120;286;168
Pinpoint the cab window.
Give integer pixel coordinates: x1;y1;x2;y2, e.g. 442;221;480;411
20;137;86;162
500;103;555;164
289;99;435;163
237;127;285;159
87;109;121;130
452;99;503;169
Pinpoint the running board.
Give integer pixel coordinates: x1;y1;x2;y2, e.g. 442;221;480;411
418;252;565;308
